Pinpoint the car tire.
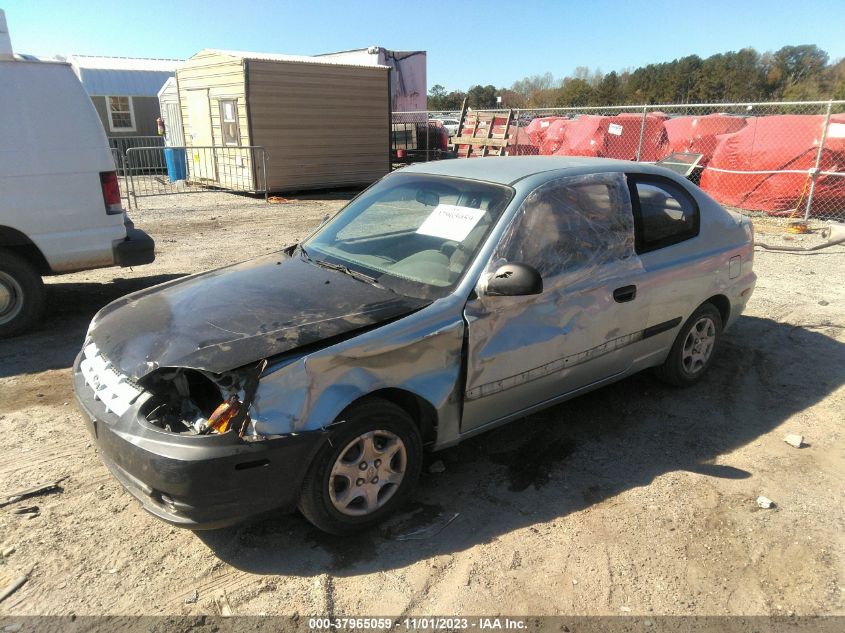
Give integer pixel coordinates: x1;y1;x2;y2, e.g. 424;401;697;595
655;302;723;387
0;248;45;339
298;397;423;535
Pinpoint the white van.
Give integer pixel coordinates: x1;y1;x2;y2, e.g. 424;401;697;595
0;10;154;337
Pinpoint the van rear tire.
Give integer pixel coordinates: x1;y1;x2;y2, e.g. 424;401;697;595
0;248;45;338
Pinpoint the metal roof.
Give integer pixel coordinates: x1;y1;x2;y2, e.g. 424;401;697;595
202;48;389;70
12;53;66;63
316;47;425;60
68;55;181;97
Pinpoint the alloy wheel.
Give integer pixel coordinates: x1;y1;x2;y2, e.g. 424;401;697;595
681;316;717;375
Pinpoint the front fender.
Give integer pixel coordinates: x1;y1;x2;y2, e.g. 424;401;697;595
251;314;465;438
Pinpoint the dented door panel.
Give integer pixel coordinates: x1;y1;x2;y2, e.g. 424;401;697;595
462;269;650;431
461;173;649;431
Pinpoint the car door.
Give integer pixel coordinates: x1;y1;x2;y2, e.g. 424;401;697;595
461;172;650;433
623;174;708;361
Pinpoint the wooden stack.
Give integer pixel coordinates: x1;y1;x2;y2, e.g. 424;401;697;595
451;99;514;158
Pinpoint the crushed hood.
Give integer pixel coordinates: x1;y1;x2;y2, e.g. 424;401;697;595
88;251;430;379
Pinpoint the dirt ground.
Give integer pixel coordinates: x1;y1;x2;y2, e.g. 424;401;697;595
0;191;842;617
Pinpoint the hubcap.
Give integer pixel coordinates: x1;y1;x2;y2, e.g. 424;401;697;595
0;271;24;326
329;430;407;516
681;316;717;375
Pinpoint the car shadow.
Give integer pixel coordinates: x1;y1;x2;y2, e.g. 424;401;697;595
197;315;845;576
0;273;185;378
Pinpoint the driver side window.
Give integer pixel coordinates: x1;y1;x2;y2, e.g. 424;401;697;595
494;173;637;283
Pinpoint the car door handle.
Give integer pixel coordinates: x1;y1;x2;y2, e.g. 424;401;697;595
613;285;637;303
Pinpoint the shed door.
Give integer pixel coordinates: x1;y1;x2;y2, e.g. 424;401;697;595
164;102;184;147
185;89;216;183
186;89;212;145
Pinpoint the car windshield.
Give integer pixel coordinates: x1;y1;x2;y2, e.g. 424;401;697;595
302;173;514;299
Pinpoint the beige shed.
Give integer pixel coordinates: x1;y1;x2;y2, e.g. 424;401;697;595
175;49;391;192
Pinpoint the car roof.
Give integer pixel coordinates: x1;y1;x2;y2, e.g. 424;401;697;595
399;156;671;186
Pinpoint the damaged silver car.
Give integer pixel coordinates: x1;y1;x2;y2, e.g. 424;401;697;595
73;157;756;534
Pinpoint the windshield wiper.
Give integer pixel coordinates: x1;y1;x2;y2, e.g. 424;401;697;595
313;259;382;286
297;245;385;289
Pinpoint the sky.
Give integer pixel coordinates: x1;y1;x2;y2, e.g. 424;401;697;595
3;0;845;91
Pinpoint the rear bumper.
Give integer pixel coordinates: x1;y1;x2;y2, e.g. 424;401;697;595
72;353;325;530
113;227;155;267
726;271;757;331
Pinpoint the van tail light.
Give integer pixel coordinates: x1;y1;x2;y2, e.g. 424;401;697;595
100;171;123;215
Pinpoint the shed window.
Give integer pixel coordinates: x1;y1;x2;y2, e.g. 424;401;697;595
629;176;700;253
219;100;240;146
107;96;136;132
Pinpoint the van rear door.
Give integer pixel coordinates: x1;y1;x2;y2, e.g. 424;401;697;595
0;60;127;272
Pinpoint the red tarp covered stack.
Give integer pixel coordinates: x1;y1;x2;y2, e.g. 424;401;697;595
507;127;540;155
663;114;747;164
539;119;570;155
523;117;565;146
551;114;668;161
700;114;845;213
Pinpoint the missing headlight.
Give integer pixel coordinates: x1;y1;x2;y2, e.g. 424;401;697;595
139;368;244;435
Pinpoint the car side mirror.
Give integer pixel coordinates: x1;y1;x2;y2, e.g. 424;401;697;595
485;263;543;296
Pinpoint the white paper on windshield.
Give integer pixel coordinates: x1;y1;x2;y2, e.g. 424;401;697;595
416;204;486;242
608;123;624;136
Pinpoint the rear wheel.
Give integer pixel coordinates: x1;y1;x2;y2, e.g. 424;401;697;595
298;398;422;535
0;248;45;338
655;303;722;387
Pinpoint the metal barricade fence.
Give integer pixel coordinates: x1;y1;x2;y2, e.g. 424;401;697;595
396;100;845;222
108;136;165;161
121;145;268;208
109;147;121;171
109;148;132;208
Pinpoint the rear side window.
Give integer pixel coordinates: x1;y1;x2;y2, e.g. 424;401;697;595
629;176;699;253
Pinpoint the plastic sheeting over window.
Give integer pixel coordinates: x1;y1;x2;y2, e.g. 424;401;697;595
482;172;641;293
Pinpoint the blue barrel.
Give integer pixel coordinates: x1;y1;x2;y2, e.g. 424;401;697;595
164;148;187;182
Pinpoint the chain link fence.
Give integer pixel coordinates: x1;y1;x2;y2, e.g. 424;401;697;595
409;101;845;222
391;112;452;164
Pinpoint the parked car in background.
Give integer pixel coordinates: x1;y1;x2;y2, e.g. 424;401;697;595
0;11;155;337
74;156;755;534
436;117;460;137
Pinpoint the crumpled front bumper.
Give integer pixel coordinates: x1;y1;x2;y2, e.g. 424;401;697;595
72;352;326;530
